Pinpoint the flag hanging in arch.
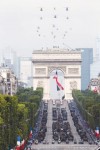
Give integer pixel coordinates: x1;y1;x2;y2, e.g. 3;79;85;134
53;71;65;100
53;71;64;91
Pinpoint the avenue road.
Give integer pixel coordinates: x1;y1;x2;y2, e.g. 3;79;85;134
31;100;98;150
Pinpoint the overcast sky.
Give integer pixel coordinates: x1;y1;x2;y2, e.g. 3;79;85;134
0;0;100;57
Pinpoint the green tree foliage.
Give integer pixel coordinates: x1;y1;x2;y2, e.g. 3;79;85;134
72;89;100;129
0;87;43;149
0;95;18;149
16;87;43;103
17;103;29;139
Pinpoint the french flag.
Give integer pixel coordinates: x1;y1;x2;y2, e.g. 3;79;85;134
17;136;21;146
95;127;100;138
29;128;33;138
53;71;64;90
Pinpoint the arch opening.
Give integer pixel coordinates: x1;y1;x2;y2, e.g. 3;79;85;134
50;69;65;100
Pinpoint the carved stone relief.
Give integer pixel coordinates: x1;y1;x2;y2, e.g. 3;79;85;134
37;80;44;87
48;66;66;74
68;68;79;74
35;68;46;75
70;81;77;90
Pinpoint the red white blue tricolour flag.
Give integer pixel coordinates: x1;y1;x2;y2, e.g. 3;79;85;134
53;71;65;100
95;127;100;138
53;71;64;90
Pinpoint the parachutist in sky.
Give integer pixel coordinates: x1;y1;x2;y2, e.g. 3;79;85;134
40;17;43;20
40;8;43;11
66;7;68;11
52;24;55;28
54;15;57;18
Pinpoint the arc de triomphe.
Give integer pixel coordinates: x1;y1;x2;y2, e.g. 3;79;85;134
32;49;81;100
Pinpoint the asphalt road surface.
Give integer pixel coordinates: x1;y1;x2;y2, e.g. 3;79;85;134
31;99;98;150
32;144;98;150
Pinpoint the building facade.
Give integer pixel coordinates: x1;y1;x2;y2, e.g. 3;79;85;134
91;36;100;79
0;47;18;78
88;78;100;94
32;49;82;100
91;61;100;78
0;67;18;95
0;75;6;94
19;57;32;87
81;48;93;90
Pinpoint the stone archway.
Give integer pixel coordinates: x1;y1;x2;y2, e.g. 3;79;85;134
49;69;65;100
32;49;82;100
48;66;66;75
